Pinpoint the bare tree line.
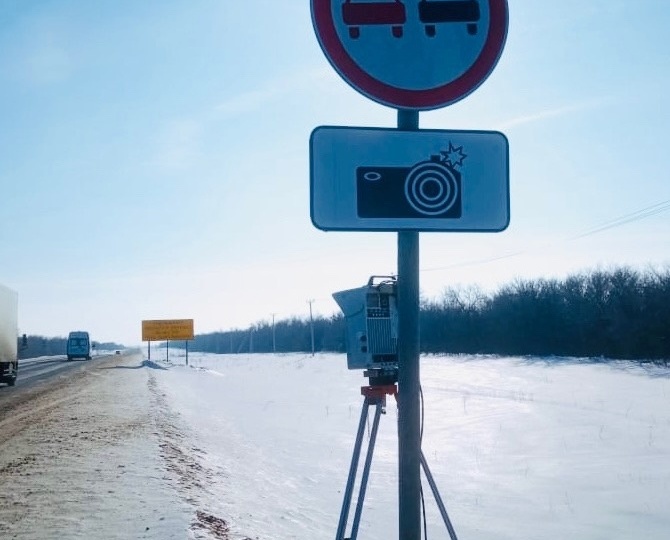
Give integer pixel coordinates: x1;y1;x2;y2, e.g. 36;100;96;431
180;267;669;361
421;267;670;360
18;337;122;359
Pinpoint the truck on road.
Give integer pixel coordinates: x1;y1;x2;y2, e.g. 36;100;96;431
0;285;19;386
67;331;91;361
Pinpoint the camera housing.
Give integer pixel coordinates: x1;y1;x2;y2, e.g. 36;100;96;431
333;276;398;383
357;155;461;219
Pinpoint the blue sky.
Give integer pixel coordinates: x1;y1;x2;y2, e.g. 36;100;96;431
1;0;669;346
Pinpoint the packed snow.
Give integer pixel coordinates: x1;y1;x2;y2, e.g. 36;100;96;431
150;351;670;540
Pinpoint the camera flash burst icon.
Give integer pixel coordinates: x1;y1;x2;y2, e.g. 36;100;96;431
440;142;467;169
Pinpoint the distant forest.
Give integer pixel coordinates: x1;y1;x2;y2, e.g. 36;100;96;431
173;267;669;361
18;337;123;359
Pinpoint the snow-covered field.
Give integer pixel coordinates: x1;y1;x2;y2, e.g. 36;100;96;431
152;351;670;540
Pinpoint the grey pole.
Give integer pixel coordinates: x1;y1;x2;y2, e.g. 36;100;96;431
308;299;315;356
272;313;277;353
397;108;421;540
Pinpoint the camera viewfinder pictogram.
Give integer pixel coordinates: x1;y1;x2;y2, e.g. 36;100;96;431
357;141;467;219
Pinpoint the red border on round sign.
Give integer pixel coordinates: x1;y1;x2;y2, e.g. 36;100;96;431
311;0;508;110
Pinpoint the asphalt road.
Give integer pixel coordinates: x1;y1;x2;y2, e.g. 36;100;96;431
0;352;128;395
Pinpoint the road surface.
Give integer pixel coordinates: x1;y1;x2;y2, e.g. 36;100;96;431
1;353;115;392
0;351;241;539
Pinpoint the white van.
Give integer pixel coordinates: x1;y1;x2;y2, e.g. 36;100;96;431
66;331;91;361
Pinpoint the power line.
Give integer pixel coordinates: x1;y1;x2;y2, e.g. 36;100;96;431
421;250;526;273
421;198;670;274
569;199;670;240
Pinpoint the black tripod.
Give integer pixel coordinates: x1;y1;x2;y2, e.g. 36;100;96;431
335;383;459;540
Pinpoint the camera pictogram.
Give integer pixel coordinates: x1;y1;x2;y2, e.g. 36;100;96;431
356;142;467;219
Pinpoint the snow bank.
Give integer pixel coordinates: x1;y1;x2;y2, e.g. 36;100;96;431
150;352;670;540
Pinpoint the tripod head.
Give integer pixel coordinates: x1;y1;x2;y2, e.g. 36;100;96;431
364;366;398;387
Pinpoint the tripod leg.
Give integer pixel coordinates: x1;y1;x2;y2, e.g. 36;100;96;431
336;397;371;540
349;399;383;540
420;451;459;540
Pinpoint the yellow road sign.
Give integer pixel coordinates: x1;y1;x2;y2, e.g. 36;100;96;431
142;319;194;341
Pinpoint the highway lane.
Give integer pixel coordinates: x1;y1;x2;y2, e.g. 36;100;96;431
0;350;141;444
0;353;123;394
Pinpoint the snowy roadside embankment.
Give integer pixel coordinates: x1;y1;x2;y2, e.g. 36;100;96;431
152;352;670;540
0;353;244;540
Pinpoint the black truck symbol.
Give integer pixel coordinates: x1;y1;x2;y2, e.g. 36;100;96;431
342;0;407;39
341;1;480;39
419;0;480;37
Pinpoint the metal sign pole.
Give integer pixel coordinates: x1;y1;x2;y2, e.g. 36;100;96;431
397;108;421;540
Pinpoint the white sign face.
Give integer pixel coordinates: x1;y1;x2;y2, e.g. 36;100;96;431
310;126;509;231
311;0;508;110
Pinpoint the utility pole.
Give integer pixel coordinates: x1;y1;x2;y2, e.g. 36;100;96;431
249;326;254;353
307;299;315;356
271;313;277;353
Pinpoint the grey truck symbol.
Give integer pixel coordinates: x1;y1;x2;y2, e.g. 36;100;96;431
342;0;480;39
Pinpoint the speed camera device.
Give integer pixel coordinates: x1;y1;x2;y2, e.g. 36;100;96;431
333;276;398;383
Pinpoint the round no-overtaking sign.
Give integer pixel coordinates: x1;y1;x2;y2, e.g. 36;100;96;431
311;0;508;110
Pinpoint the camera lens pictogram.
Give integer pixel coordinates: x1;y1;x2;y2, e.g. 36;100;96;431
404;161;459;216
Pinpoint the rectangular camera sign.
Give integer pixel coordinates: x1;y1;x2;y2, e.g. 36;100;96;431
310;126;509;232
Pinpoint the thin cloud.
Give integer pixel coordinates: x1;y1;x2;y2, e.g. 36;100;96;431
0;10;76;85
148;67;334;172
215;67;334;117
152;118;203;173
24;45;73;84
496;97;614;130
